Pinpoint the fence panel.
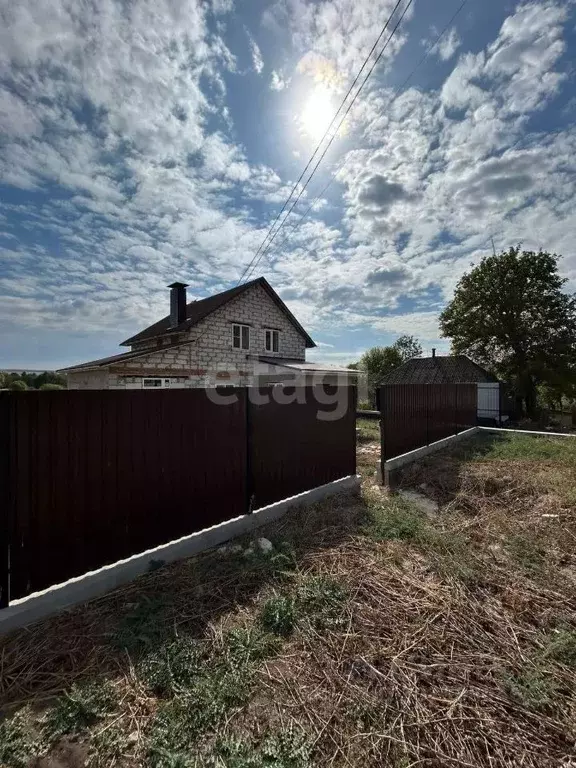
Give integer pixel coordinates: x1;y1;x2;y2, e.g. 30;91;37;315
249;385;357;509
380;383;477;461
5;390;247;600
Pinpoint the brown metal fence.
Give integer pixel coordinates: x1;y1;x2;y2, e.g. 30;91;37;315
379;383;477;461
249;385;356;509
0;387;356;607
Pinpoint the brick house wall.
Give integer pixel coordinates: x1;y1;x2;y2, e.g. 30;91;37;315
67;283;308;389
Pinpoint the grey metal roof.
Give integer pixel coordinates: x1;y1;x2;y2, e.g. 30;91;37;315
257;356;358;373
58;340;191;373
379;355;498;385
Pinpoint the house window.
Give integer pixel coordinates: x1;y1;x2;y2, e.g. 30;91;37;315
143;378;163;388
265;329;279;353
232;323;250;350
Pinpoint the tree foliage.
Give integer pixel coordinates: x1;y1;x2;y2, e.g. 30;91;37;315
1;371;66;390
9;379;28;391
394;335;422;362
359;346;403;381
439;247;576;416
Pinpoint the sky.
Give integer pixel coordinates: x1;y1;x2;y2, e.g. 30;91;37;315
1;0;576;369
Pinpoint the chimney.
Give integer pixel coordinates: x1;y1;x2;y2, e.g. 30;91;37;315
431;348;436;359
168;282;188;327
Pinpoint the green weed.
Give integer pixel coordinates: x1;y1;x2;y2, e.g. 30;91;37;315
46;680;118;738
258;595;296;637
113;596;173;655
297;575;348;630
139;636;204;696
211;727;312;767
502;666;557;711
90;721;129;765
146;644;257;765
540;627;576;667
244;541;298;581
507;535;546;573
224;626;282;665
0;708;46;768
365;498;424;541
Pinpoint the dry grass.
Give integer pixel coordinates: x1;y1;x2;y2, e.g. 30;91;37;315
1;430;576;767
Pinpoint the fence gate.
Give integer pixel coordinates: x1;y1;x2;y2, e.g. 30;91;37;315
378;383;477;461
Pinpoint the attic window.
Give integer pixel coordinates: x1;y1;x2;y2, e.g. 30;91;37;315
265;329;279;353
232;323;250;350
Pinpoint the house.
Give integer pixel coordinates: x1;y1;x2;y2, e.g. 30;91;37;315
59;277;355;390
379;349;505;423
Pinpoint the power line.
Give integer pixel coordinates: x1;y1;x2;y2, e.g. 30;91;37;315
250;0;469;271
237;0;409;285
240;0;415;284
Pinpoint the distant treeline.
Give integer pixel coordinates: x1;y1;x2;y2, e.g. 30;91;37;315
0;371;66;391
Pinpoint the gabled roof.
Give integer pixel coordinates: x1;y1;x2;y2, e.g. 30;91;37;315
121;277;316;348
379;355;498;385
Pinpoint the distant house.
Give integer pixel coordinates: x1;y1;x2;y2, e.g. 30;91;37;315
379;350;498;385
59;277;355;390
379;350;504;423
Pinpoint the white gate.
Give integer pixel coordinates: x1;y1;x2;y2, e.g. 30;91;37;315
477;382;502;423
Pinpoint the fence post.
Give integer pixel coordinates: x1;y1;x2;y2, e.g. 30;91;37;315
0;394;11;609
245;388;255;514
379;386;386;482
426;385;430;447
351;386;357;476
454;385;459;436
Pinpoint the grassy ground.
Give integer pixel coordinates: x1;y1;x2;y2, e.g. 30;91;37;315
1;428;576;767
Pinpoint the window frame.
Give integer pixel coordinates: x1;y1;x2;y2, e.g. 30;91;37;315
232;323;251;350
264;328;280;353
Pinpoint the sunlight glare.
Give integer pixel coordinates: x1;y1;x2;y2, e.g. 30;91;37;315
300;83;336;142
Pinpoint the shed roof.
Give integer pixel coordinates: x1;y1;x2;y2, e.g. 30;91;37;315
57;340;191;373
379;355;498;385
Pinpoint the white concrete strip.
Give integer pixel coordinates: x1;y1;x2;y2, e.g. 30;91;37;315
478;426;576;438
0;475;360;636
382;424;575;485
383;427;479;474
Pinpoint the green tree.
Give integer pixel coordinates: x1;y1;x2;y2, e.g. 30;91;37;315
34;371;66;389
394;334;422;362
359;346;403;406
9;379;27;391
439;247;576;418
40;383;65;391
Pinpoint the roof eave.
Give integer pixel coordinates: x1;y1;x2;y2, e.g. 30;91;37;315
58;364;109;374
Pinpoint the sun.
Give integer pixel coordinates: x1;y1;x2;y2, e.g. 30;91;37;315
300;83;336;142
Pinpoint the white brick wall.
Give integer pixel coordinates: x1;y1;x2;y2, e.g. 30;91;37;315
186;281;307;361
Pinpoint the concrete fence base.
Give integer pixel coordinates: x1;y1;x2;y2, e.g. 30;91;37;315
382;427;479;487
382;425;576;488
0;475;360;636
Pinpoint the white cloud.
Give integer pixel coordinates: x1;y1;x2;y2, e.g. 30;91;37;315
270;69;290;90
266;0;413;77
434;27;461;61
246;29;264;74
